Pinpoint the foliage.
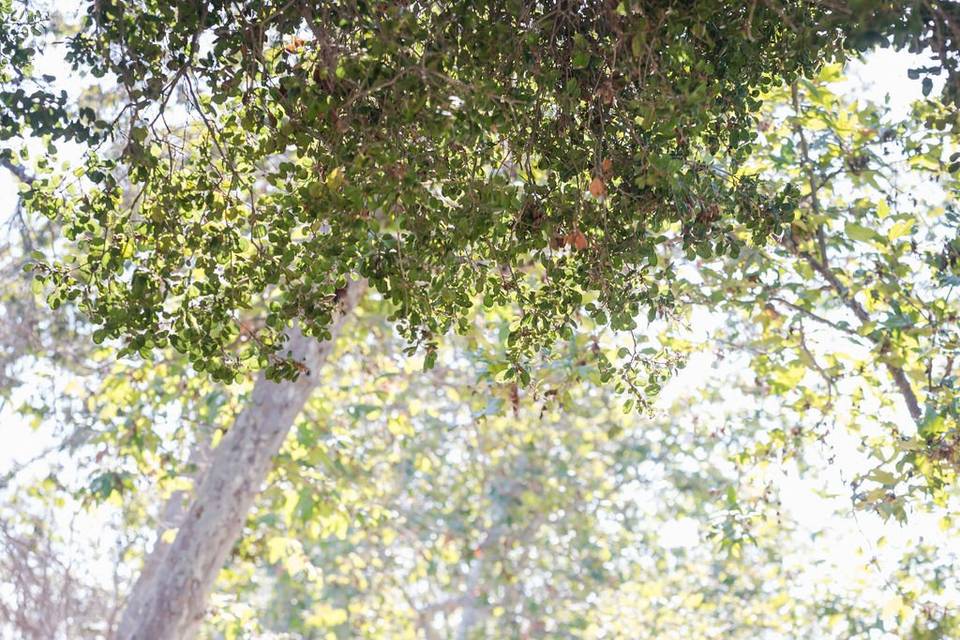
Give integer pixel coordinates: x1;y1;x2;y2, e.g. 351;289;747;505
0;0;100;158
685;63;960;518
19;0;959;401
3;3;960;639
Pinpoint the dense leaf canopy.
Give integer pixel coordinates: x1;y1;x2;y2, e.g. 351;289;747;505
18;0;960;389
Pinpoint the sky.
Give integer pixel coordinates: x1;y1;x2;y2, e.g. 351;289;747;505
1;25;958;638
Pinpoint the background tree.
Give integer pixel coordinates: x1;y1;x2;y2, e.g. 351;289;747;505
688;62;960;520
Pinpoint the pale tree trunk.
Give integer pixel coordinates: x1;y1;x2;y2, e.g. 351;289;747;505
117;434;213;637
115;280;365;640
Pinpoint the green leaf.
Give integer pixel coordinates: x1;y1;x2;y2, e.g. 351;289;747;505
887;218;914;242
844;222;877;243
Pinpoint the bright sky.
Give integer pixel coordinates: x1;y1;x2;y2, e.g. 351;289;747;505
1;29;958;638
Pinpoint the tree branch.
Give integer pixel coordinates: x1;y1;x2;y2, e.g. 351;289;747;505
790;83;829;264
789;239;922;422
787;83;922;423
0;157;34;184
768;295;860;337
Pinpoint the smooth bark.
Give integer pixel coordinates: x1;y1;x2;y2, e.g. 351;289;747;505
116;436;212;638
115;280;365;640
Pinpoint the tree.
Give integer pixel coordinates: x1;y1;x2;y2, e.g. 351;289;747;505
5;62;960;636
6;1;960;638
688;63;960;520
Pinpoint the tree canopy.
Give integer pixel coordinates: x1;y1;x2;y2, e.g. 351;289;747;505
21;0;960;392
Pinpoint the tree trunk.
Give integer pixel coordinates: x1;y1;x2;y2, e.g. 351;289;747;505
115;280;365;640
116;435;213;638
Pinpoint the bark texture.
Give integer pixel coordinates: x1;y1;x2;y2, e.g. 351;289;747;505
115;280;365;640
117;436;213;637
